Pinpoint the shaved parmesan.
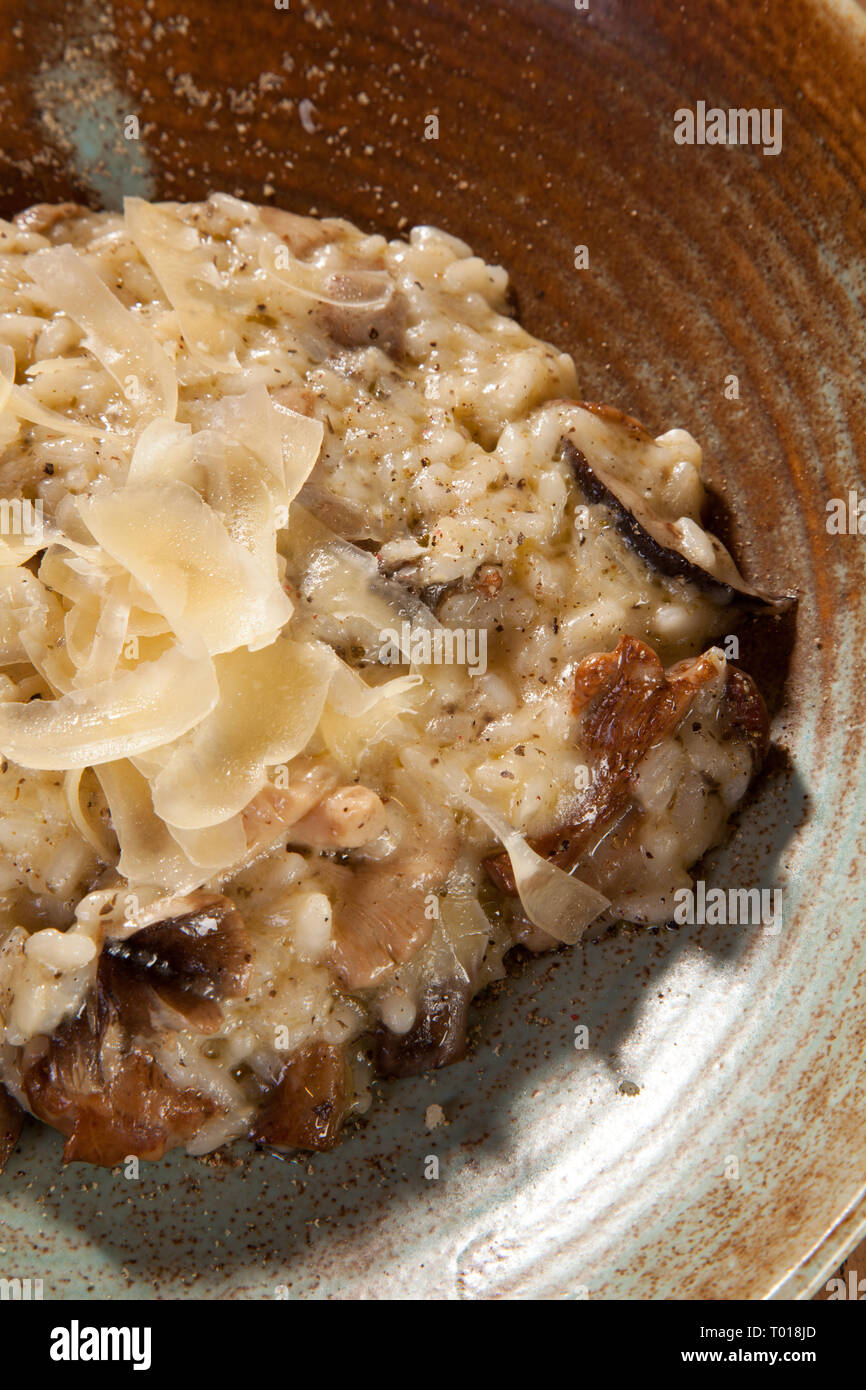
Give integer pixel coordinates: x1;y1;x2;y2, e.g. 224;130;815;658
150;638;334;829
67;586;130;688
0;642;218;770
0;567;44;666
8;567;77;695
273;405;324;505
127;418;193;484
124;197;240;372
327;661;423;718
64;769;117;861
95;759;204;891
319;661;423;765
128;413;291;579
187;433;281;579
24;243;178;423
287;503;412;638
78;480;292;655
211;384;324;509
166;817;248;871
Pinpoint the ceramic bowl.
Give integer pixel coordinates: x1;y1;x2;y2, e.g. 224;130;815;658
0;0;864;1299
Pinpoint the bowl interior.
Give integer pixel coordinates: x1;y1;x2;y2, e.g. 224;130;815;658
1;0;865;1299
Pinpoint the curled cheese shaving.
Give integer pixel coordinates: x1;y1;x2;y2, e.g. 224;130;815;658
94;759;205;892
64;769;117;861
150;637;335;829
124;197;240;372
78;480;292;655
24;243;178;423
0;642;218;770
208;383;323;507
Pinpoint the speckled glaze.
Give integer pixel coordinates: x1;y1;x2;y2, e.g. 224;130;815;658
0;0;864;1300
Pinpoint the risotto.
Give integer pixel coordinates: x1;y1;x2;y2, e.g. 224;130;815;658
0;196;792;1166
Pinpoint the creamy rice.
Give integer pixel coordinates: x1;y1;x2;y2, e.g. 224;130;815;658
0;196;787;1165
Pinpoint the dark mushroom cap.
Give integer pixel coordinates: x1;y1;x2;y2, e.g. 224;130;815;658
101;891;253;1035
561;403;796;611
251;1043;350;1151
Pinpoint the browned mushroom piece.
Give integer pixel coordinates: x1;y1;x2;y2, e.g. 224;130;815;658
373;977;473;1078
21;1005;219;1166
0;1082;23;1173
323;834;458;992
317;288;408;358
485;634;769;895
560;409;796;611
101;892;253;1035
251;1042;351;1151
14;893;252;1164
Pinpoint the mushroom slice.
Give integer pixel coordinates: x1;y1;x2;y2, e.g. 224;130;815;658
21;1007;219;1166
101;892;252;1035
325;860;437;992
323;833;458;991
373;977;472;1078
317;288;407;358
251;1043;350;1151
560;405;796;610
486;635;769;896
0;1082;23;1172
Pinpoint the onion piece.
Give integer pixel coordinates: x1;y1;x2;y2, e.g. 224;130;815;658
430;764;610;945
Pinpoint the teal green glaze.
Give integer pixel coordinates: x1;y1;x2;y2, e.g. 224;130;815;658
38;62;155;207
